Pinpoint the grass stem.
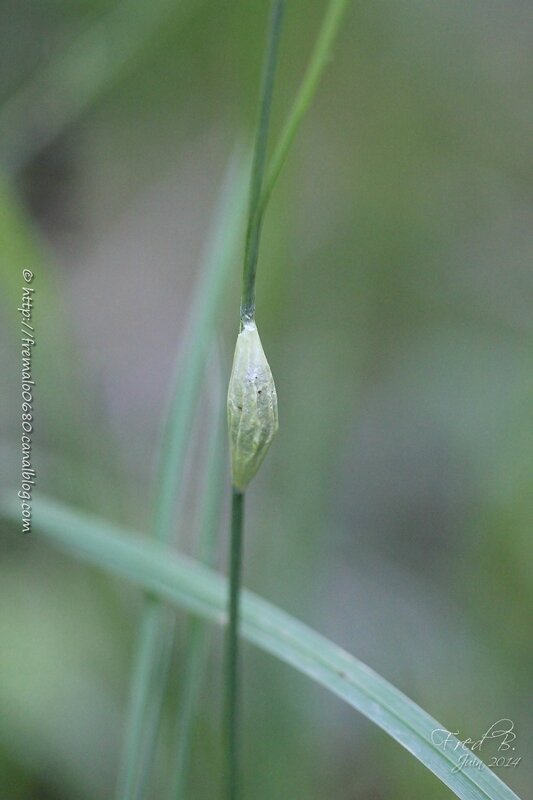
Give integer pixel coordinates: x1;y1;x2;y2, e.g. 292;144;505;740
225;3;286;798
241;0;286;323
225;489;245;800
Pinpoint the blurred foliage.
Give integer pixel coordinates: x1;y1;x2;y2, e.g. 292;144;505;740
0;1;531;798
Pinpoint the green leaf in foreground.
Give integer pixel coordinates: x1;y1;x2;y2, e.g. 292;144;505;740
4;496;521;800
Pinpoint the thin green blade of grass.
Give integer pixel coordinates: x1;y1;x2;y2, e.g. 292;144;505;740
259;0;350;217
115;596;171;800
132;610;176;800
0;0;203;174
116;153;249;800
170;373;227;800
7;495;521;800
135;360;227;800
133;378;227;800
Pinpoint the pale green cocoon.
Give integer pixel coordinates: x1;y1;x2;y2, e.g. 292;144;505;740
227;321;278;491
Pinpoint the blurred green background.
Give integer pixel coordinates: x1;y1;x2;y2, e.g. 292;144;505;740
1;0;532;798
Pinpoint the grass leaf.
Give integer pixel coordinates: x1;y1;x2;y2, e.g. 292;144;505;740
259;0;350;215
5;495;521;800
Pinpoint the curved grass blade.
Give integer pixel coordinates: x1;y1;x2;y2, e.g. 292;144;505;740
259;0;350;217
5;495;521;800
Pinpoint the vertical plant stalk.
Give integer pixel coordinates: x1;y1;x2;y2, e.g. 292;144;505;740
225;489;245;800
225;0;349;792
240;0;287;323
225;2;285;799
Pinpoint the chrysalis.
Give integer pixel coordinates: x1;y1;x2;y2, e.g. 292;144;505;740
227;321;278;491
